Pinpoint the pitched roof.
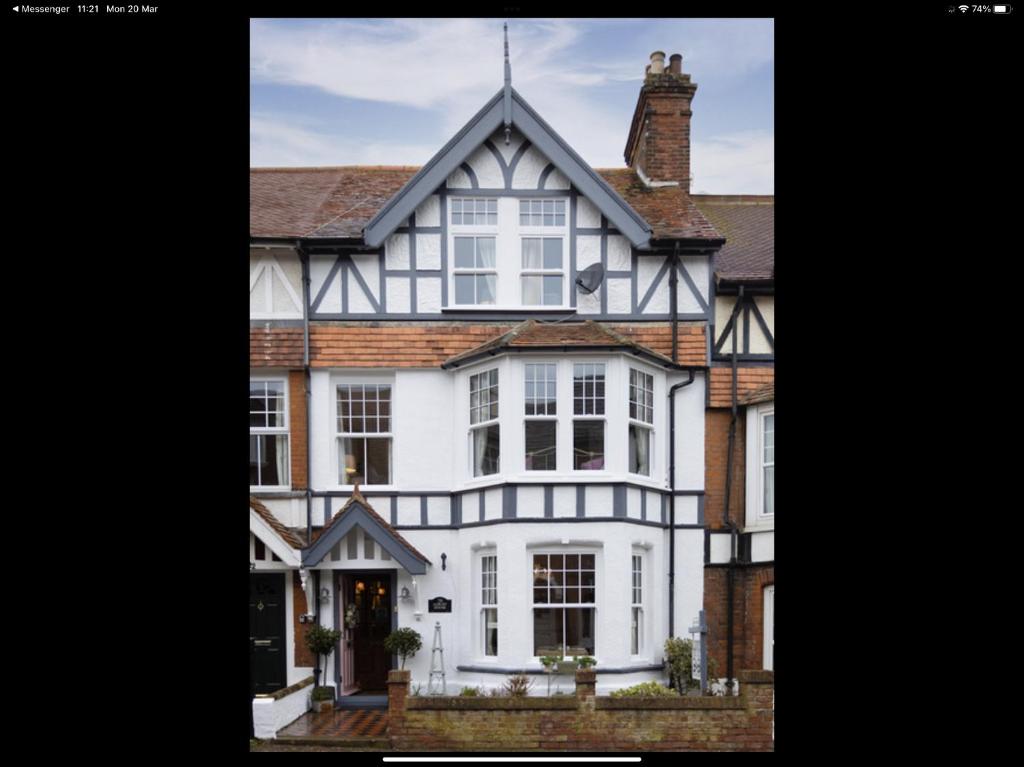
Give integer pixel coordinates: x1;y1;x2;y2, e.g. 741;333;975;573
250;166;722;244
738;382;774;406
250;166;421;239
362;88;654;249
597;169;722;241
691;195;774;283
309;489;431;568
250;496;306;549
441;319;688;369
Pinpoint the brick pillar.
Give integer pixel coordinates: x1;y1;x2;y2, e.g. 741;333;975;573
387;669;411;741
575;669;596;711
737;670;774;751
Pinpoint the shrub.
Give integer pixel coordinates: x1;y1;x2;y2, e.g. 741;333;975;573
574;656;597;669
663;637;694;693
383;628;423;669
311;686;334;702
610;681;677;697
459;686;481;696
503;673;534;697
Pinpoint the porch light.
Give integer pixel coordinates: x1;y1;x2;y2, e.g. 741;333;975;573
355;580;365;593
320;587;331;603
400;586;411;600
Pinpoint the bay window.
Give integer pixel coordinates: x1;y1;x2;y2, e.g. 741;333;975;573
337;384;392;485
250;379;289;488
470;369;500;476
524;363;557;470
532;553;596;656
628;368;654;476
573;363;605;470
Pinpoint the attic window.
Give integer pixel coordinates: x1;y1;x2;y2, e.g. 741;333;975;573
452;198;497;226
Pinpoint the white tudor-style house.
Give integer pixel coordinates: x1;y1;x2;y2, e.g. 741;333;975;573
249;41;773;735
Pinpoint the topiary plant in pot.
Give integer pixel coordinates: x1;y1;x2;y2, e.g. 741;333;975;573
383;627;423;669
305;623;342;711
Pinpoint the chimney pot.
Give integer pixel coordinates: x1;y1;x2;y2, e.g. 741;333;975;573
669;53;682;74
649;51;666;74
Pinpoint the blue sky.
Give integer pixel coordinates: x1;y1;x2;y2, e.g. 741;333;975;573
250;18;773;193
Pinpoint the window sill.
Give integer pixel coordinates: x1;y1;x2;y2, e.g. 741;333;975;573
441;307;576;314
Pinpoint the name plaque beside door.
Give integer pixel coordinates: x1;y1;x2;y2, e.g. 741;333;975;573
428;597;452;613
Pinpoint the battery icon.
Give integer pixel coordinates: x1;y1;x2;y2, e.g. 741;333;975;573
994;4;1011;11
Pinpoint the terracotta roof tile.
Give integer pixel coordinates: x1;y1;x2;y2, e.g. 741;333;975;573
301;322;706;368
251;166;722;242
442;320;684;368
311;488;431;566
250;497;306;549
691;195;774;282
738;382;774;406
708;367;775;408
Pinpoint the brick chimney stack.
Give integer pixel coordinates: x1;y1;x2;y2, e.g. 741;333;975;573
624;51;697;189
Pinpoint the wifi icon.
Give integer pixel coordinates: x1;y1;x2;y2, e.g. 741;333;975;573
958;4;969;10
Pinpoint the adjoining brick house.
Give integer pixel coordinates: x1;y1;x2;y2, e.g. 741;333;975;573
248;44;773;728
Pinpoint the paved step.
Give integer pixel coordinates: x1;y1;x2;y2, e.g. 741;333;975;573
274;736;390;749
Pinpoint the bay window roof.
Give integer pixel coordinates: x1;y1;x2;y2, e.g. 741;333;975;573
440;319;695;371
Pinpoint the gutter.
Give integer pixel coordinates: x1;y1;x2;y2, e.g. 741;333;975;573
667;369;697;639
442;346;705;373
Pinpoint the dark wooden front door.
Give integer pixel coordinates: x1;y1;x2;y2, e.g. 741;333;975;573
345;574;392;691
249;573;287;695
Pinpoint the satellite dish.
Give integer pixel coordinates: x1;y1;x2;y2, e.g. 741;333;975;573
575;263;605;294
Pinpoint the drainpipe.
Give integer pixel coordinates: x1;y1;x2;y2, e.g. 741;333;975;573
313;569;321;689
297;241;313;545
667;369;695;641
723;286;744;693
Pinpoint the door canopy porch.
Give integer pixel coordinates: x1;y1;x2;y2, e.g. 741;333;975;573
303;490;431;575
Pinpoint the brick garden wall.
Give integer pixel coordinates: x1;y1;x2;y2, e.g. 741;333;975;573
386;669;773;752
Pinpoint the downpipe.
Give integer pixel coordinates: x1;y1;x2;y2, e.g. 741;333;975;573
723;286;744;694
667;369;696;641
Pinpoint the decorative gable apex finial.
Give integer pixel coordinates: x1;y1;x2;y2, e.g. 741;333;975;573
503;22;512;145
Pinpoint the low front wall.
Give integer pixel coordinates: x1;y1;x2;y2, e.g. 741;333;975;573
387;669;773;752
252;676;313;739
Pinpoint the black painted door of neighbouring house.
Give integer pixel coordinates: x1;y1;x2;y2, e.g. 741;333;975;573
347;574;391;691
249;573;287;695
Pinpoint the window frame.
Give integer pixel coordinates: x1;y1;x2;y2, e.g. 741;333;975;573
249;375;290;490
530;549;598;659
572;362;607;472
469;367;501;477
630;552;644;657
333;379;395;489
627;367;655;478
480;552;499;658
449;198;499;307
745;401;775;525
523;362;558;472
518;198;569;308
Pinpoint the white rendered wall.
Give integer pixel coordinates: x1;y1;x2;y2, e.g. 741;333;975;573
252;682;312;739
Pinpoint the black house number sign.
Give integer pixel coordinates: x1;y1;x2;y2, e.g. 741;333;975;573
428;597;452;613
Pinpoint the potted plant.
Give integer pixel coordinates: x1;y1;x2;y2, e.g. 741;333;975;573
540;654;564;695
383;627;423;670
304;623;342;712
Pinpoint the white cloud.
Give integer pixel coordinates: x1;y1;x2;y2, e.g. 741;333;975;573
691;131;774;194
250;114;438;167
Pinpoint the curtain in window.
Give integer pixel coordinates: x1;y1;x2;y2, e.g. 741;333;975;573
473;428;487;476
630;426;649;475
275;436;289;486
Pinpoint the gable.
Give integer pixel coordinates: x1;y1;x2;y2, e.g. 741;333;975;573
364;88;653;250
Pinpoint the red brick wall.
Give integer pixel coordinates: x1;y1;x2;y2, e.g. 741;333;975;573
291;572;316;668
705;409;746;529
288;370;307;490
704;565;774;678
626;74;698;186
387;670;773;752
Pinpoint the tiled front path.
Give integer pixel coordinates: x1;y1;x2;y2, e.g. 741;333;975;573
275;709;389;748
